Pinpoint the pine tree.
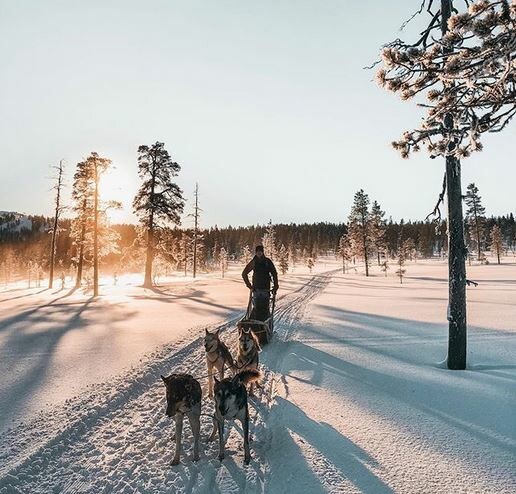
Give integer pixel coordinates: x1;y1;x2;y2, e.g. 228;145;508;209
241;245;252;264
278;244;289;275
381;259;389;277
307;257;315;274
71;158;94;288
490;224;503;265
370;200;386;265
465;183;486;261
89;152;114;296
338;233;352;274
133;142;185;287
348;189;373;276
70;152;115;295
396;246;406;284
179;231;193;276
262;220;277;260
288;245;298;272
219;247;228;278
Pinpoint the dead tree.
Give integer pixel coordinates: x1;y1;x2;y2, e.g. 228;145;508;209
48;159;65;289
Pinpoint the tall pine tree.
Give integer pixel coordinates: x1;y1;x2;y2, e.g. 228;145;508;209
348;189;373;276
465;183;486;261
133;142;185;287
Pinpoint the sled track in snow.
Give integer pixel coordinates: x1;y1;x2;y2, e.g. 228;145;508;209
0;271;334;494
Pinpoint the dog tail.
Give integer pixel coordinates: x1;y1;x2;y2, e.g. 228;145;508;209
235;369;261;385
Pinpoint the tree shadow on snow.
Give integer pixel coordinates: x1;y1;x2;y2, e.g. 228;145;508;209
0;296;136;430
274;310;515;462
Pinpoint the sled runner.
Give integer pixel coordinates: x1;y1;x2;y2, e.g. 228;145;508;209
238;290;276;345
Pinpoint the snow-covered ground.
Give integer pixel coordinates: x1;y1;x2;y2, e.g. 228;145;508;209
0;259;514;493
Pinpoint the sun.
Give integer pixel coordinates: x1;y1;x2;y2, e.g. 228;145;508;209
99;164;138;224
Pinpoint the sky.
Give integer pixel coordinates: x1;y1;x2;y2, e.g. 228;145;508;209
0;0;513;228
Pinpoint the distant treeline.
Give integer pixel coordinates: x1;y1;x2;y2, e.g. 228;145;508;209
1;214;515;281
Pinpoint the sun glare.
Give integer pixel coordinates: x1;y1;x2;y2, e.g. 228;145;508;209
100;165;137;223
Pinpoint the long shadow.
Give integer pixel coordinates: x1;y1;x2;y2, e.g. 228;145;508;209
131;286;240;318
272;333;515;460
0;288;49;304
270;397;395;494
0;297;135;431
0;286;83;332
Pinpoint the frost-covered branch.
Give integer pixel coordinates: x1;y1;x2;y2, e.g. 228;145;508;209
377;0;516;160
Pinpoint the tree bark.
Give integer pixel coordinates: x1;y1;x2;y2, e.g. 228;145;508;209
143;155;157;288
93;161;99;297
49;160;64;289
446;155;467;370
440;0;467;370
75;200;87;288
193;183;199;278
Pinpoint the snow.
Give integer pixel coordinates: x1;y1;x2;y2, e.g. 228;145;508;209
0;211;32;232
0;258;515;493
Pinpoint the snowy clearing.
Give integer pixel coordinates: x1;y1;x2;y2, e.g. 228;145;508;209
0;259;515;493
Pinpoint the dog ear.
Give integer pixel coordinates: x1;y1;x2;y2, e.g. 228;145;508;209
205;328;209;335
215;328;221;336
160;375;168;385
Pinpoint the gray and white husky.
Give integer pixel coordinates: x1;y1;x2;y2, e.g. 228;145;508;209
209;370;261;465
161;373;202;465
236;325;261;396
204;328;235;398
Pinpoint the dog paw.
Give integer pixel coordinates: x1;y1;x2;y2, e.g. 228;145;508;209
244;456;251;465
171;457;180;466
218;453;225;461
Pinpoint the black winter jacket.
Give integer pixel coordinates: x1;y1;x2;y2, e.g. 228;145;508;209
242;256;279;291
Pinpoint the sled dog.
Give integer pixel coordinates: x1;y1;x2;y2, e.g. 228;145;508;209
161;373;202;465
204;328;235;398
236;325;261;396
209;370;261;465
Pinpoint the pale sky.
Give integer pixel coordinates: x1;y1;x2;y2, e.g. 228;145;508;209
0;0;513;228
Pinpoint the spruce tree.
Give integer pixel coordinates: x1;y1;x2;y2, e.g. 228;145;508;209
307;257;314;274
219;247;228;278
85;152;114;296
71;158;94;288
278;244;289;275
262;220;277;260
338;233;351;274
370;200;386;265
490;225;503;265
241;245;252;264
465;183;486;261
133;142;185;287
348;189;372;276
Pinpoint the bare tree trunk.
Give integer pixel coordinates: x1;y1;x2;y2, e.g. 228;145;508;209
75;200;87;288
93;161;99;297
49;160;64;289
442;0;467;370
446;155;467;369
193;183;199;278
144;224;154;287
363;233;369;277
143;157;157;288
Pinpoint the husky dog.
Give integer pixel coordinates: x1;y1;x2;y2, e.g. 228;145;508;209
236;325;261;396
209;370;261;465
160;373;202;465
204;328;235;398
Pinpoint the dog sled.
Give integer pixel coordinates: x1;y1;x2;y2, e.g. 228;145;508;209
238;290;276;346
